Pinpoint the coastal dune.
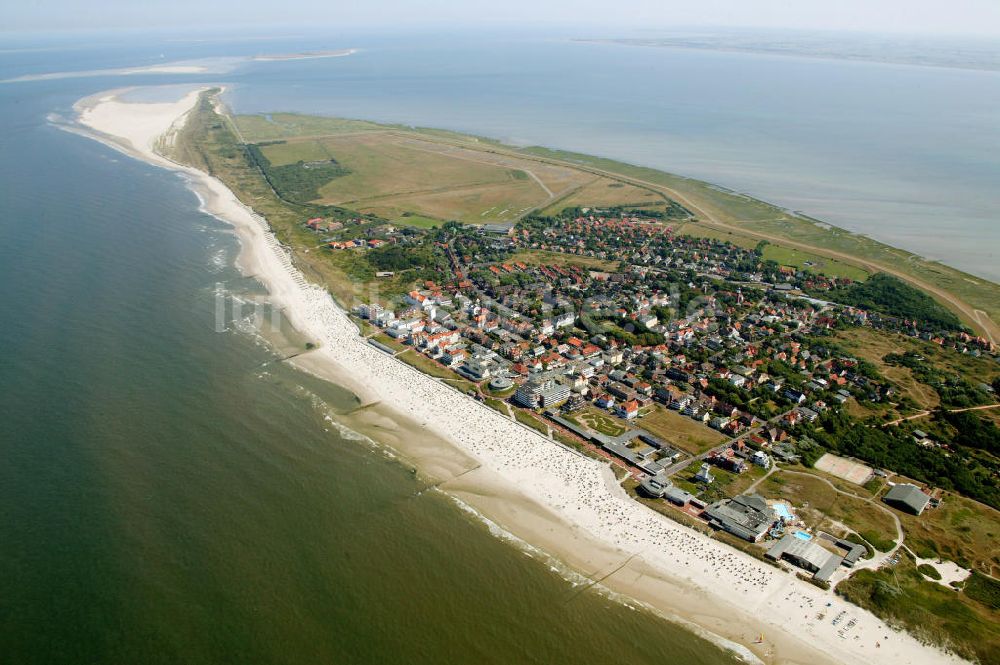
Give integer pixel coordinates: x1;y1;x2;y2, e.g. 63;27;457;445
71;86;963;665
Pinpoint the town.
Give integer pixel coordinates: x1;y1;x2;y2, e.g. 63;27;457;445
303;201;1000;659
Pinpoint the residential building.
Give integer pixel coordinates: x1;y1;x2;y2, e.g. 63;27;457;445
513;378;571;408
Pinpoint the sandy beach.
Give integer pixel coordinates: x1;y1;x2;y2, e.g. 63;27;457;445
70;86;966;665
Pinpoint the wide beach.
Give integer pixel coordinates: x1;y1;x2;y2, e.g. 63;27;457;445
72;86;966;665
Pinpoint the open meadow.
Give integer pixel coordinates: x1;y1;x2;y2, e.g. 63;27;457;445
636;405;727;456
236;115;646;225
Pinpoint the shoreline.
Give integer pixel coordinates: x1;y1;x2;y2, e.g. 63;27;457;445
67;86;965;665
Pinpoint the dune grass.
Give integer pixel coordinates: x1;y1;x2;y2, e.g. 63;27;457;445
837;551;1000;664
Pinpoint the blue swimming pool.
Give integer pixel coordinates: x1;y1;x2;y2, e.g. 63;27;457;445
773;503;794;520
794;531;813;541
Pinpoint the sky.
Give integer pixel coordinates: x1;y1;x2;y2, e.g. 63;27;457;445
3;0;1000;35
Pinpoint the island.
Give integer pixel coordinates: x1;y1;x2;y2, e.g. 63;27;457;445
251;49;357;61
75;86;999;665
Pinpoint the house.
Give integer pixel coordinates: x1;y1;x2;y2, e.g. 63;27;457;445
711;452;746;473
554;311;576;328
443;349;467;367
710;416;731;431
796;407;819;423
595;394;615;409
784;388;806;404
616;399;640;420
673;394;694;410
751;450;771;469
355;303;383;320
884;483;931;516
458;359;491;381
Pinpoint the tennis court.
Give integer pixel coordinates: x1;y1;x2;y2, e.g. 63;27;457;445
814;453;873;485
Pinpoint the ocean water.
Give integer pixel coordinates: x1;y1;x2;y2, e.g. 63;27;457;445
0;33;741;665
1;27;998;664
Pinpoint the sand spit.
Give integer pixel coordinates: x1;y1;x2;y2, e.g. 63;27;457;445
69;87;965;665
2;63;212;84
3;49;356;84
252;48;358;61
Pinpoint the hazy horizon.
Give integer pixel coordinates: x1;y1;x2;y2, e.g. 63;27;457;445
3;0;1000;37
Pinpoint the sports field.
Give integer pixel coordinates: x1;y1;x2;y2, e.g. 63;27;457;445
814;453;874;485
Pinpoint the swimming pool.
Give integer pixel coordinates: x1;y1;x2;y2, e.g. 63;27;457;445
773;503;794;520
794;531;813;541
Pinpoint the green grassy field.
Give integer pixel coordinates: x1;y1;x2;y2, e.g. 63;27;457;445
670;222;761;249
761;244;870;281
483;397;508;415
514;409;550;436
714;464;768;497
235;113;385;141
396;349;472;387
760;472;898;551
371;333;407;352
258;139;336;165
571;407;629;437
235;113;709;231
393;214;446;229
539;177;668;216
509;249;617;271
636;405;727;455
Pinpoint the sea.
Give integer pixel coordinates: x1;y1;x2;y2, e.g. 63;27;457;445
1;26;998;664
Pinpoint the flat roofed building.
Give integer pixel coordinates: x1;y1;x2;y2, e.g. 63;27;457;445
664;486;692;506
638;477;668;499
884;483;931;515
766;534;844;583
513;377;570;408
704;494;776;542
480;223;513;236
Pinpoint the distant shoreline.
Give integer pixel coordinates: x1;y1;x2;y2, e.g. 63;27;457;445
574;37;1000;73
252;48;358;62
